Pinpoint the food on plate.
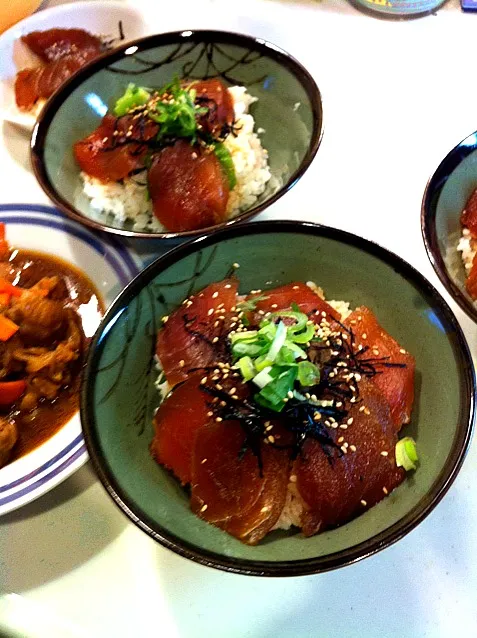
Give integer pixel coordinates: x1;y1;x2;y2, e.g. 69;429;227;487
457;188;477;298
151;277;417;545
14;27;113;113
0;223;103;469
74;79;271;232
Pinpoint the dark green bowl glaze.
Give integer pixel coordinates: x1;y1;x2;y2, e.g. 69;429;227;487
81;221;474;576
30;30;323;241
422;130;477;323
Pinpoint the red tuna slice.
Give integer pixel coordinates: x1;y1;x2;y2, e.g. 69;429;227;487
344;306;415;429
151;372;211;485
148;140;230;232
245;282;341;326
461;188;477;237
190;420;265;523
21;28;103;63
73;114;148;182
223;441;290;545
15;51;99;111
295;378;405;536
191;79;235;136
156;279;238;387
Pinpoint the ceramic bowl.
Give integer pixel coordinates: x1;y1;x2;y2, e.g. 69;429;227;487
0;203;141;516
422;130;477;323
0;1;148;131
81;221;474;576
30;30;323;241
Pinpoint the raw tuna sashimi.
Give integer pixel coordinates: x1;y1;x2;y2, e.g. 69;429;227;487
148;140;230;232
344;306;415;429
21;28;103;63
245;282;340;326
295;378;405;536
156;279;238;386
192;79;235;135
461;188;477;237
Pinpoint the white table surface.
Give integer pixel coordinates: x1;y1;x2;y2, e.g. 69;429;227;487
1;0;477;636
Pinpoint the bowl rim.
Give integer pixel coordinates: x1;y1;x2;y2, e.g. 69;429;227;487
30;29;324;241
81;220;475;577
421;128;477;323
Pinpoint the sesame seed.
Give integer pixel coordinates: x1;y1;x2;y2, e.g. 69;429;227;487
201;458;207;464
347;417;354;425
200;504;208;512
338;436;344;443
283;397;289;403
216;383;223;391
399;348;406;354
179;359;185;368
360;500;367;507
329;372;335;378
225;284;231;289
162;315;169;323
383;487;388;495
215;417;223;423
321;311;327;317
271;304;278;309
212;291;219;298
305;393;311;399
212;336;219;343
218;315;225;320
293;285;300;290
325;420;331;427
207;411;213;417
287;391;294;399
336;401;343;408
258;310;265;316
232;395;239;400
268;435;275;443
358;315;362;320
290;474;297;482
314;412;321;421
339;424;348;430
229;387;237;395
200;376;207;385
380;451;388;457
341;445;348;454
373;349;379;356
364;407;370;415
359;406;366;412
362;333;367;339
207;308;214;316
220;401;226;407
233;262;240;268
260;506;270;513
214;320;220;328
331;423;338;429
350;445;357;452
354;373;362;381
311;394;318;402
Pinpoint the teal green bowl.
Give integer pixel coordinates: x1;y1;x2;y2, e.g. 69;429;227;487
81;221;474;576
422;130;477;323
30;30;322;241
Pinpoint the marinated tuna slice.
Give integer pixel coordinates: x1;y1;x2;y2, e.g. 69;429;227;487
151;372;211;485
461;188;477;237
191;420;265;523
344;306;415;429
73;114;149;183
192;79;235;135
224;442;290;545
245;282;341;326
148;140;230;232
21;28;103;63
295;378;405;536
156;279;238;387
15;50;100;111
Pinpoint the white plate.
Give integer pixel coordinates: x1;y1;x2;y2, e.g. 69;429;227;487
0;1;149;132
0;203;142;515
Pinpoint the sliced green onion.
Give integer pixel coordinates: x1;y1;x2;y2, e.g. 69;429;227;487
256;367;297;411
275;346;297;366
229;330;258;344
268;321;287;362
297;361;320;386
214;143;237;190
114;84;150;116
257;322;277;342
284;339;307;359
291;323;315;344
255;356;273;372
268;310;307;334
232;341;265;358
395;437;418;471
253;366;273;389
237;356;256;381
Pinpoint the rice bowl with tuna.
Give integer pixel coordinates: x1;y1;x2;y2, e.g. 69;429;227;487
74;79;271;233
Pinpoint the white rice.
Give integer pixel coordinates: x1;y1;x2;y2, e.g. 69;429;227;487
80;86;271;232
457;227;476;274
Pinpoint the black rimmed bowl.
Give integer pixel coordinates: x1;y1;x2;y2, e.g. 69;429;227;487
422;129;477;323
30;30;323;241
81;221;474;577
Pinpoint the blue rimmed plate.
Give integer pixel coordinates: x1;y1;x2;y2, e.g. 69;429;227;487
0;203;141;515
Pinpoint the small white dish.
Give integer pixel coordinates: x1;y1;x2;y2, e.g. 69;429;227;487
0;1;149;132
0;203;142;515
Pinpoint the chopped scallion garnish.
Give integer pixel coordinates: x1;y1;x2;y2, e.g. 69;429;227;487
395;437;418;471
